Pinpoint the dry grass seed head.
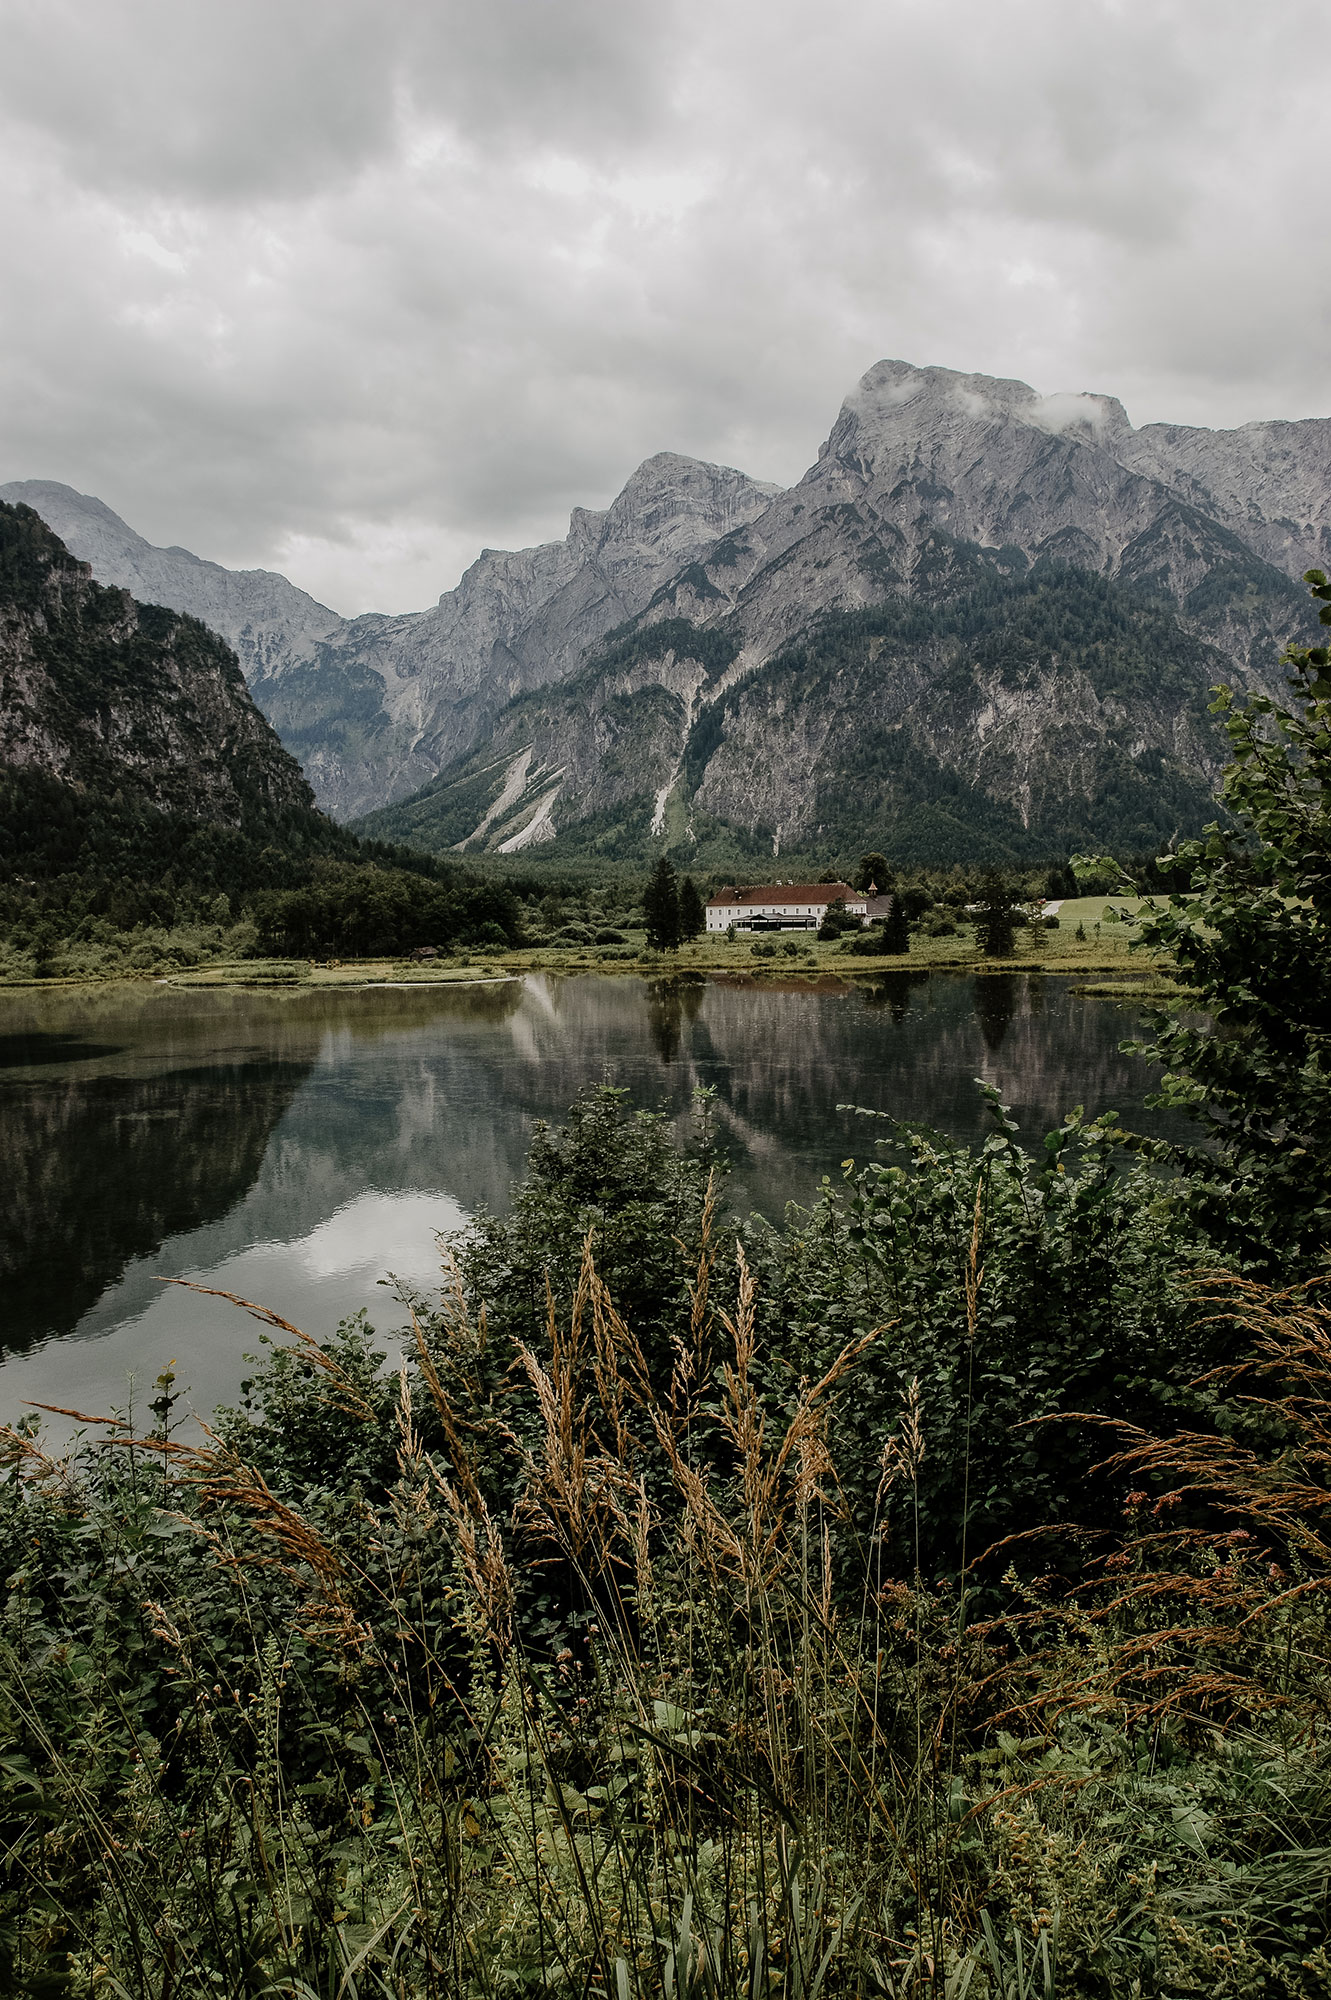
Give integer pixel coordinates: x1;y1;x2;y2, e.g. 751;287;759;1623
876;1379;926;1509
158;1279;379;1424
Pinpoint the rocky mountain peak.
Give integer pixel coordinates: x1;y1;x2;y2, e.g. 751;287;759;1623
0;479;156;563
823;360;1133;475
568;451;782;566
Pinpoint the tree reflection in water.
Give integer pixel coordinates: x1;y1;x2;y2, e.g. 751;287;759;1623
2;1057;312;1354
646;977;705;1065
861;972;928;1024
974;973;1020;1053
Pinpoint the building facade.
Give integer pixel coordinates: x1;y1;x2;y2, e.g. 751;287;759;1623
705;882;869;933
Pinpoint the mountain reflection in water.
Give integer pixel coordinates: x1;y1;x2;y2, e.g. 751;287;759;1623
0;972;1192;1426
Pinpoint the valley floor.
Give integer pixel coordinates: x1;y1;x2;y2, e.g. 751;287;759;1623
0;897;1177;996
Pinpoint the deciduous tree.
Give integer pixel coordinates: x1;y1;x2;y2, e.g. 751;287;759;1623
1132;572;1331;1265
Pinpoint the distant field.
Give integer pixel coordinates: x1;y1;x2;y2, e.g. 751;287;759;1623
138;896;1173;993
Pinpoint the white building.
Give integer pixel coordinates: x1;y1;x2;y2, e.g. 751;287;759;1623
705;881;869;933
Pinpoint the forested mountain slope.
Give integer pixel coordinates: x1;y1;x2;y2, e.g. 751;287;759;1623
0;499;327;879
362;556;1232;865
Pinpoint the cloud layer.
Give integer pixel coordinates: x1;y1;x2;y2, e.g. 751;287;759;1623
2;0;1328;613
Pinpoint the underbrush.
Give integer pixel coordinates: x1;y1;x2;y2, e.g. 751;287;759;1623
0;917;261;983
2;1092;1329;1996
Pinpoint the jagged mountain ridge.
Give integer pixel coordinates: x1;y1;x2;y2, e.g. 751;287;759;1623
625;361;1317;688
359;362;1327;862
0;456;780;819
8;360;1330;853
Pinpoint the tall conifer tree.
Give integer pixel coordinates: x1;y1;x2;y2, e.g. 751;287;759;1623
643;858;682;950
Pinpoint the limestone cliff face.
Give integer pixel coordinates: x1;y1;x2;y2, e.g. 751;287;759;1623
630;362;1315;691
9;361;1330;854
1113;415;1331;581
363;363;1324;862
1;455;779;819
362;548;1238;864
0;501;316;831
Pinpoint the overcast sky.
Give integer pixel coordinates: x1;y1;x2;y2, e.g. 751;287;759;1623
1;0;1328;616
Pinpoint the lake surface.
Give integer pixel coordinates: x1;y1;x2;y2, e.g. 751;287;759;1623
0;971;1191;1430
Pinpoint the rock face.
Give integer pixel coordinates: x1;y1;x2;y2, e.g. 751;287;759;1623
0;501;317;832
362;363;1328;863
626;362;1316;687
1113;416;1331;582
365;562;1234;865
10;360;1331;857
1;455;780;819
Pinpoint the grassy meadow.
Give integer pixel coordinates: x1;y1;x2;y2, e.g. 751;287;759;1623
0;896;1167;997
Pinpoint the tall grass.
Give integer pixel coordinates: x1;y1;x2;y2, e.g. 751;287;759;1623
2;1225;1330;1992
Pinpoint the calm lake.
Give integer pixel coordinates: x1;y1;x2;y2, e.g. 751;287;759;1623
1;970;1192;1429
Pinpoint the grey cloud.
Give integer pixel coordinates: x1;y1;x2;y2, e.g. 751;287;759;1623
0;0;682;199
0;0;1329;614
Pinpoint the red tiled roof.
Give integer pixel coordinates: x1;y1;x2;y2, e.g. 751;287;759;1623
706;882;860;908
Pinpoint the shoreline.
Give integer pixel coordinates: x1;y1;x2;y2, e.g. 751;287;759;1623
0;947;1178;1001
0;897;1168;995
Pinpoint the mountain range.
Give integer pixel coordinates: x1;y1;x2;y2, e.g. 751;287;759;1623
1;458;779;823
7;361;1330;863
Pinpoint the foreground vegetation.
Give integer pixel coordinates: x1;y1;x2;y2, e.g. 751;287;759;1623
2;1085;1328;1996
3;588;1330;1995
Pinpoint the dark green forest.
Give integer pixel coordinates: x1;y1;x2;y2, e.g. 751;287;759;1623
0;764;525;974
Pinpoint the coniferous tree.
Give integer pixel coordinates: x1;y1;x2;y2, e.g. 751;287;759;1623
881;896;912;953
974;871;1023;956
678;876;705;940
643;858;682;950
